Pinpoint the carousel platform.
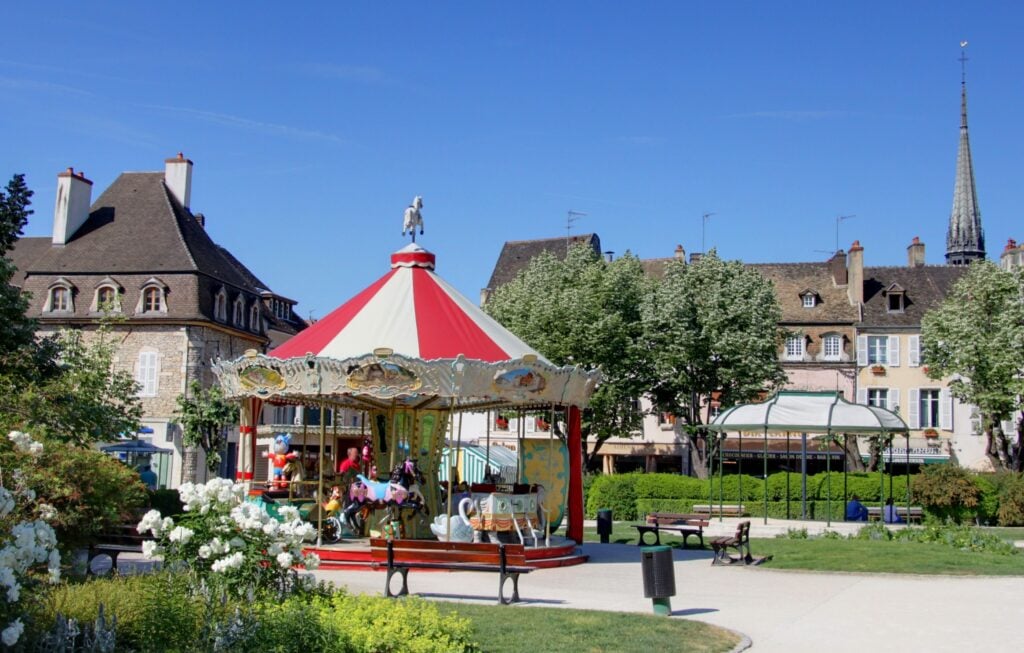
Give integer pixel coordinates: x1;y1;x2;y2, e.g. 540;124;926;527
306;536;588;570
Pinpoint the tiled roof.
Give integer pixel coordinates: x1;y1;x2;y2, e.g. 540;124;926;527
860;265;966;327
747;263;858;324
485;234;602;290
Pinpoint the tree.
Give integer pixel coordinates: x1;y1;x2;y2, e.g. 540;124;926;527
0;174;143;444
641;251;786;478
175;380;239;480
0;174;36;362
484;245;655;470
921;262;1024;471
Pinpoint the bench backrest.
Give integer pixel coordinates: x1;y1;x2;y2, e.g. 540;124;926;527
734;521;751;541
647;513;705;524
369;538;528;566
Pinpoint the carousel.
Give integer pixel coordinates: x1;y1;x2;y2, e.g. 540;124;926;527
212;200;601;568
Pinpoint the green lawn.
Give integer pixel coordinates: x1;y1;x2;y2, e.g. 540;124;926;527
752;537;1024;575
583;522;1024;575
436;602;739;653
981;526;1024;542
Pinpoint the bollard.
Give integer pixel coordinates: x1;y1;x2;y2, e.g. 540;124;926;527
640;545;676;616
596;509;613;544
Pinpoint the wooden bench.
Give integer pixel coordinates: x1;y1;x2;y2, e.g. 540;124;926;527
88;524;146;575
710;521;771;566
369;538;536;604
693;504;747;517
867;506;924;524
633;513;708;548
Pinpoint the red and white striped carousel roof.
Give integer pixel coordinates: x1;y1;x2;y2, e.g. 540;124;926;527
270;244;544;363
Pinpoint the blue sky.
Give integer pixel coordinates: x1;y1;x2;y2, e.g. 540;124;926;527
2;3;1021;318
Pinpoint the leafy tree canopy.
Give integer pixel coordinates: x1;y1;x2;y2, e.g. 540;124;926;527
176;380;239;473
484;245;655;468
641;251;786;476
921;261;1024;470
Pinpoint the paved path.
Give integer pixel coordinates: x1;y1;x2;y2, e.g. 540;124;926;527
314;541;1024;652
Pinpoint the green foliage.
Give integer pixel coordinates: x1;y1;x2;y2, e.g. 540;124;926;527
708;474;764;501
175;379;239;472
485;246;655;467
913;464;981;524
995;474;1024;527
921;262;1024;470
641;252;786;475
0;438;146;549
0;174;36;362
633;473;707;500
585;474;639;520
29;573;478;653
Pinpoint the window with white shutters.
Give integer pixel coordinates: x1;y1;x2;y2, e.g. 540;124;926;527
908;335;921;367
888;336;900;367
867;388;889;410
137;351;159;397
940;389;953;431
867;336;888;365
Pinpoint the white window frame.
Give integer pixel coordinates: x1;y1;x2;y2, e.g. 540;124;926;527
822;334;842;361
44;278;76;313
93;285;121;313
233;296;245;327
136;350;160;397
867;336;888;365
135;278;168;314
214;288;228;322
908;335;921;367
866;388;889;410
802;294;816;308
785;335;805;361
887;292;905;313
918;388;941;429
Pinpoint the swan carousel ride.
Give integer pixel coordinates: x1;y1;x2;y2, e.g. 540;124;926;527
213;199;601;568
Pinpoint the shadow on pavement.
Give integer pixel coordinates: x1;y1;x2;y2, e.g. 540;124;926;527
416;592;566;606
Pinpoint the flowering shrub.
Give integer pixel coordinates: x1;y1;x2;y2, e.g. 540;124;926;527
138;478;320;598
0;431;62;647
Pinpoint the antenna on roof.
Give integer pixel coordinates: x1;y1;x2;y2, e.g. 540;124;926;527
566;210;587;254
701;212;716;254
835;215;855;253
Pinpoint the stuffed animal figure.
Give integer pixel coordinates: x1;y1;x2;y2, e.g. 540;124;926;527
323;485;343;513
264;433;298;489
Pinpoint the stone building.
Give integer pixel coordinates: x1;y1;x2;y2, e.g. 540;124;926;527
7;155;306;487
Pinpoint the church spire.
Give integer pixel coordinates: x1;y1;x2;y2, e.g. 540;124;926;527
946;42;986;265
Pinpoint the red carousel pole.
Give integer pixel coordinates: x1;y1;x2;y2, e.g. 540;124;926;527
567;405;584;544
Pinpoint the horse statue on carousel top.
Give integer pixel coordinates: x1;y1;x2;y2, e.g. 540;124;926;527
343;458;429;536
402;196;424;242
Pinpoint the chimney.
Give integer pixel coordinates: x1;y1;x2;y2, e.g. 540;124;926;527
1004;238;1018;253
164;152;193;209
907;236;926;268
603;251;614;262
847;240;864;306
674;244;685;261
52;167;93;246
689;252;702;264
194;213;206;228
828;249;848;286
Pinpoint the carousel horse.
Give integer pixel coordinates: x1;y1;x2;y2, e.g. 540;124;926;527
402;196;424;240
342;459;429;534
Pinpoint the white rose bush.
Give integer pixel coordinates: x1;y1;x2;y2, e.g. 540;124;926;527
137;478;320;598
0;432;61;647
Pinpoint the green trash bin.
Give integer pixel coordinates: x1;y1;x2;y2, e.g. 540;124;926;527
640;545;675;616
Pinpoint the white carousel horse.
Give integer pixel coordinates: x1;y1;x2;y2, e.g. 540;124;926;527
402;196;424;240
430;497;474;542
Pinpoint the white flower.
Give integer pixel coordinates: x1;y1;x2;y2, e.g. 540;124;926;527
278;506;300;522
2;619;23;646
37;503;57;521
7;431;41;456
168;526;194;544
211;551;244;573
136;510;164;536
141;541;161;559
47;549;61;584
262;521;279;536
303;553;321;571
5;582;19;603
198;544;212;559
0;489;15;519
276;552;293;569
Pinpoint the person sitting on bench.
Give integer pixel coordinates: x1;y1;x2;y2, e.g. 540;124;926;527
845;494;868;522
883;498;902;524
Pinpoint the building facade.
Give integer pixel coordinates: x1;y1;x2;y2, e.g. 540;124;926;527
8;155;306;487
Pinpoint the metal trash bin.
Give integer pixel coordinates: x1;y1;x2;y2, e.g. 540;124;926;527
640;545;675;615
596;509;613;543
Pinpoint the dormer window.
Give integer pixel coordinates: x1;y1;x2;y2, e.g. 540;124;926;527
214;287;228;322
885;283;906;313
45;278;75;313
136;278;168;314
249;303;261;333
233;296;245;327
799;290;818;308
91;277;123;313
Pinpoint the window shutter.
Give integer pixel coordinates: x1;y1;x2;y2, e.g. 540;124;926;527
908;388;920;429
137;352;159;397
856;388;867;405
940;389;953;431
889;388;900;414
856;336;867;366
888;336;900;367
908;336;920;367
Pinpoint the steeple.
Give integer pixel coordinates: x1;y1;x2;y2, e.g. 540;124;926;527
946;42;986;265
